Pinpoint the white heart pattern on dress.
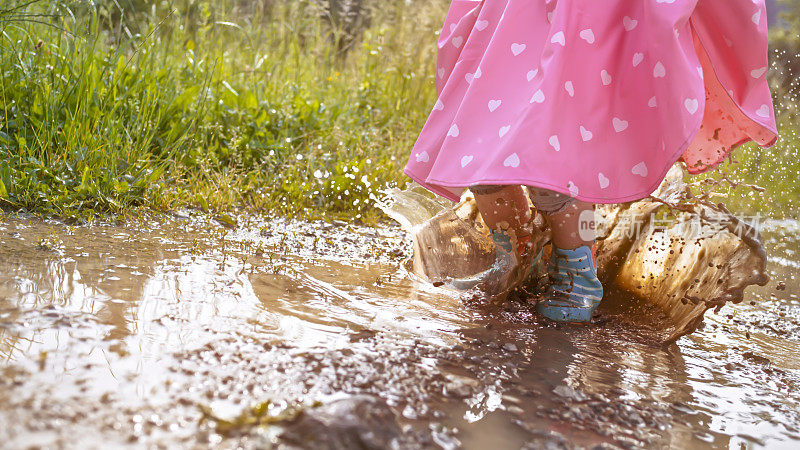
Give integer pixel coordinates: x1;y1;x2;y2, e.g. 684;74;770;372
416;151;430;163
579;29;595;44
488;99;502;112
503;153;520;168
449;24;456;33
433;99;444;111
648;96;657;108
549;135;561;151
527;69;538;81
551;31;565;46
451;36;464;48
752;10;761;25
750;66;767;78
511;43;527;56
475;20;489;31
613;117;629;132
756;104;771;118
465;67;482;84
623;16;638;31
460;155;473;167
653;61;666;78
438;67;445;78
598;173;609;189
499;125;511;138
530;89;545;103
448;124;460;137
568;181;579;197
632;53;644;67
564;81;574;97
631;162;648;177
685;98;699;115
601;70;612;86
580;126;593;141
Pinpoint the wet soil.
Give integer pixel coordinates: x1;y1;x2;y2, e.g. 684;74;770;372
0;211;798;449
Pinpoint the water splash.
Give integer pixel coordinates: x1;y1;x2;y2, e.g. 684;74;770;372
379;165;770;344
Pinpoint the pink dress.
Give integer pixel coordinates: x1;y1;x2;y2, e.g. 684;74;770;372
404;0;779;204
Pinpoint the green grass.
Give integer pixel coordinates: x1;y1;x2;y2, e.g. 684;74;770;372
0;0;447;223
700;135;800;217
0;0;797;223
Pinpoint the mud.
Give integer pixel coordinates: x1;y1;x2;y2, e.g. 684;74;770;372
0;209;798;448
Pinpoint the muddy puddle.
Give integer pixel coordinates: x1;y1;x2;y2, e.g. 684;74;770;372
0;210;798;448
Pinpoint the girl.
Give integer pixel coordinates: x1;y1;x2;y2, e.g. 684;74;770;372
404;0;778;322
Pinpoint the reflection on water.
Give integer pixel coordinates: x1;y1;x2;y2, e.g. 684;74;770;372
0;211;798;448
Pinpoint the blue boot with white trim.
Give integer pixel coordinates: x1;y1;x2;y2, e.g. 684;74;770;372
536;245;603;323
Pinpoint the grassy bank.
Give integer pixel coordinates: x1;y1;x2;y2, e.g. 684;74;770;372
0;0;448;222
0;0;798;223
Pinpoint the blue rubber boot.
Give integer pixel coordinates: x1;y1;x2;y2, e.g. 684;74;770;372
488;229;519;277
490;229;543;269
536;245;603;323
490;229;514;254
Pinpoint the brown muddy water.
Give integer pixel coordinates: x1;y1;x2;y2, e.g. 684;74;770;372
0;210;798;449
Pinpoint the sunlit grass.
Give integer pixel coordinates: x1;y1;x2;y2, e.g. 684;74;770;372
0;0;447;223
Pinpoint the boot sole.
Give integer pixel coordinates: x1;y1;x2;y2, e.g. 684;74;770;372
536;303;596;323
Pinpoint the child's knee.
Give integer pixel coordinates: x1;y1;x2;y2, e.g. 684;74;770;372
470;184;505;195
528;187;575;215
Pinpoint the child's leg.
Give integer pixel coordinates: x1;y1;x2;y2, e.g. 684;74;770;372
527;188;595;250
547;201;595;250
471;185;533;255
529;188;602;323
